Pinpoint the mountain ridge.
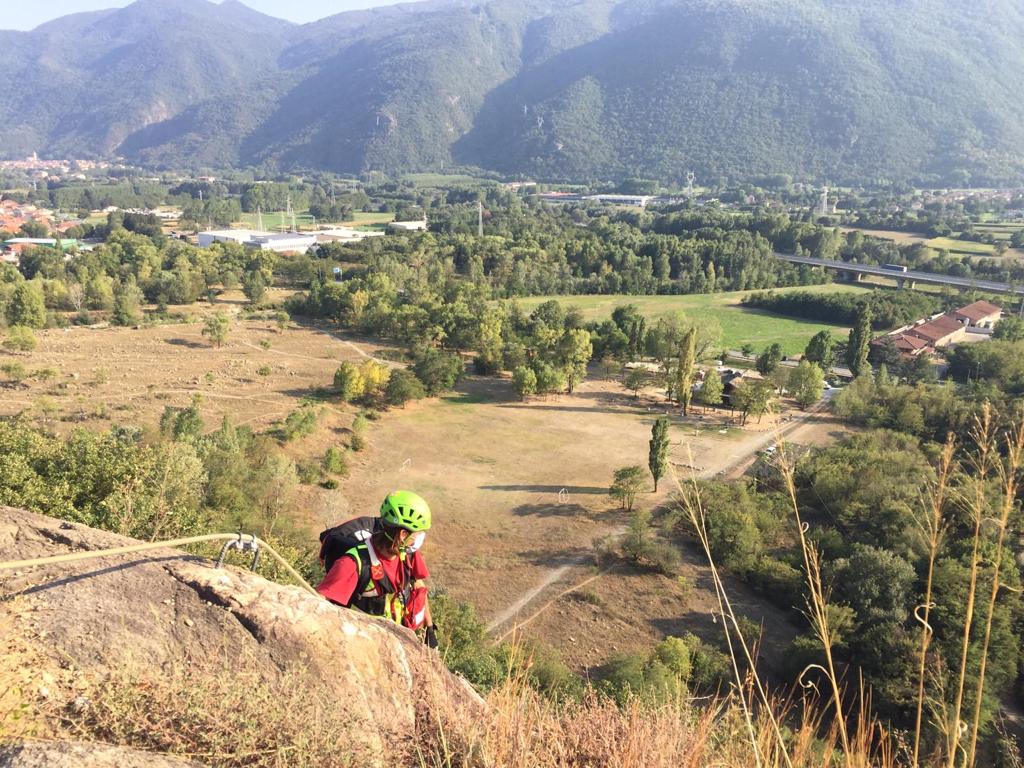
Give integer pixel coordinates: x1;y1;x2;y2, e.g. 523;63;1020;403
2;0;1023;184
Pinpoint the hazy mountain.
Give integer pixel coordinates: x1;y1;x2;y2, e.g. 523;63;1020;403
2;0;1022;184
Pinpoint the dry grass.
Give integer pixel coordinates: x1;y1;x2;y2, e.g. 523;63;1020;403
60;658;363;768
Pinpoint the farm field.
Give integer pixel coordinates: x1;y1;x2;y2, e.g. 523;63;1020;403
842;226;1024;258
514;284;869;355
0;311;398;434
343;211;395;231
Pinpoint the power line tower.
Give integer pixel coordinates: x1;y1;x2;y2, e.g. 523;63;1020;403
256;206;264;231
819;185;830;216
477;200;483;237
685;171;696;200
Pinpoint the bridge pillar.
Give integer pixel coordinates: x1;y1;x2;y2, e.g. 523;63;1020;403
897;277;905;289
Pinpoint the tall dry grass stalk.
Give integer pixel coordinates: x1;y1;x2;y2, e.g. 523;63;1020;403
674;454;791;768
966;413;1024;767
946;407;996;767
912;436;956;767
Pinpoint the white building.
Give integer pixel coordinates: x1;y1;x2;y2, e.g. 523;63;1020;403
387;219;428;233
248;233;318;254
197;229;268;247
315;227;386;243
583;194;655;207
197;229;317;254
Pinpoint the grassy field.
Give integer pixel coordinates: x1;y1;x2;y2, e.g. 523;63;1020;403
342;211;394;231
237;210;317;231
514;284;869;355
923;236;997;256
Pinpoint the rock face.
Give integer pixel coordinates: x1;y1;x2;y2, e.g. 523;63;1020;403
0;508;480;766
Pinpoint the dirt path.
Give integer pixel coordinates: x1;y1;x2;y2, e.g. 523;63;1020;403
485;400;837;638
308;326;402;368
486;562;578;632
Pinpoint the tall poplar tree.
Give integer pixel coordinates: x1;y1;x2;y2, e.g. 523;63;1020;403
649;417;670;492
674;327;697;415
847;305;873;377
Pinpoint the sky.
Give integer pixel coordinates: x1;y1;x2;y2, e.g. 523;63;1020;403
3;0;413;31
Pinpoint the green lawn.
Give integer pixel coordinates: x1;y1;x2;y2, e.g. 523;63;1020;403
514;284;869;355
923;236;996;256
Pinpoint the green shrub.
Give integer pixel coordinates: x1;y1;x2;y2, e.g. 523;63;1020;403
281;406;318;442
3;325;37;353
322;446;347;476
1;362;28;382
256;365;272;377
296;461;322;485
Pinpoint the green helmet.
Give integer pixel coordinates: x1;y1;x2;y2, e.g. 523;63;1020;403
380;490;431;532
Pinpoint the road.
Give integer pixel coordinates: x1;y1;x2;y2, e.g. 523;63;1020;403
775;253;1024;296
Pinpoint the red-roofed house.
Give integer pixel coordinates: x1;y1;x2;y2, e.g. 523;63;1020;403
951;300;1002;329
905;314;966;347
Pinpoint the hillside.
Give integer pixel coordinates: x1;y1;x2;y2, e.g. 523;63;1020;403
1;0;1024;183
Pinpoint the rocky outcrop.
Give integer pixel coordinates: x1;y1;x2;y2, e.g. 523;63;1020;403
0;508;481;766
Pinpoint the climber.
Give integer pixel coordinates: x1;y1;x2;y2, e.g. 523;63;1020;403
317;490;438;648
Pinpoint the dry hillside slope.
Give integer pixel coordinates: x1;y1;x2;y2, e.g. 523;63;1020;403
0;508;480;766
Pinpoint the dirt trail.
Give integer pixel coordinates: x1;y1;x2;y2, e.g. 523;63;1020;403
485;563;577;633
486;401;836;637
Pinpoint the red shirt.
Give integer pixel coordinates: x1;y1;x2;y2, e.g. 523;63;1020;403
317;547;429;606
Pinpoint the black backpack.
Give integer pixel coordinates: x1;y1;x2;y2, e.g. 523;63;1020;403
318;516;380;575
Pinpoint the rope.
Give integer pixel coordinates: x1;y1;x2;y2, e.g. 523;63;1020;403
0;532;318;596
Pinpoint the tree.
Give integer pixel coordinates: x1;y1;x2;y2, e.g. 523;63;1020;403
202;313;231;348
674;328;697;415
384;369;425;408
992;316;1024;342
804;330;835;371
847;305;872;377
241;269;267;305
111;280;140;327
559;328;593;394
334;361;366;403
359;360;390;396
788;360;825;409
755;343;783;375
610;466;646;511
6;281;46;328
533;362;566;395
625;367;648;398
412;347;464;395
732;380;776;426
700;369;724;410
648;417;670;492
740;343;756;358
512;366;537;400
